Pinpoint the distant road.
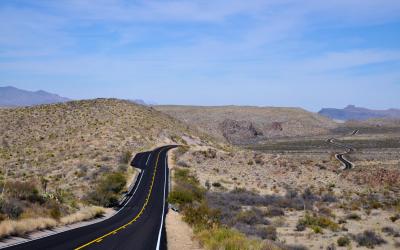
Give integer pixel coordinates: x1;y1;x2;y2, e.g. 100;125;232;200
5;145;176;250
327;130;357;170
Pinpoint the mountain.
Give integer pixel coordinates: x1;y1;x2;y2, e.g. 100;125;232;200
319;105;400;121
0;86;70;107
155;105;337;144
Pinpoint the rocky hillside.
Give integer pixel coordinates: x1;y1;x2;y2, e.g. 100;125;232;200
156;105;338;144
0;86;70;107
319;105;400;121
0;99;210;199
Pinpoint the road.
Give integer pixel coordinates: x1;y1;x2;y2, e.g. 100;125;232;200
5;145;176;250
327;130;357;169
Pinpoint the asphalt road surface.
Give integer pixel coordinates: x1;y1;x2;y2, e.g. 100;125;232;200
327;131;356;170
6;145;176;250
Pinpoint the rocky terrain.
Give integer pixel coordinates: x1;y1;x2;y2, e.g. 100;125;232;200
0;86;70;107
168;118;400;250
319;105;400;121
156;105;337;144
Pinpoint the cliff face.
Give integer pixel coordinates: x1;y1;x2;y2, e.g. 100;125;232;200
156;105;338;144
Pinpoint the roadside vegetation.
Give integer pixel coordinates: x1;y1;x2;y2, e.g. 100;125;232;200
169;167;312;250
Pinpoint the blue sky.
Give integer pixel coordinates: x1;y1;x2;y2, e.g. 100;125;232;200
0;0;399;111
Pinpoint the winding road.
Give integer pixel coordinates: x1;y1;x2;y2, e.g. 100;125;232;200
4;145;176;250
327;130;358;170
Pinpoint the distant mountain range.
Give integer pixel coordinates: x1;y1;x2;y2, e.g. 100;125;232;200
0;86;70;107
319;105;400;121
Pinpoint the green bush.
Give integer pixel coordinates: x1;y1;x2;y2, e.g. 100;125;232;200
183;202;220;229
168;188;196;205
297;213;340;232
197;227;266;250
87;172;127;207
169;168;205;208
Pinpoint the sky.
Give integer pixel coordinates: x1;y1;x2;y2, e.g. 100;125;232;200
0;0;400;111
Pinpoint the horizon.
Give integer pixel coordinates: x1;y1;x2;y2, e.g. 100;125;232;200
1;1;400;112
2;84;400;113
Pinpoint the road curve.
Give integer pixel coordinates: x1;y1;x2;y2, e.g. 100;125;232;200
5;145;176;250
327;131;356;170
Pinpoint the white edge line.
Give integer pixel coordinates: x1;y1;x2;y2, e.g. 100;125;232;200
156;153;167;250
146;152;152;166
0;167;147;250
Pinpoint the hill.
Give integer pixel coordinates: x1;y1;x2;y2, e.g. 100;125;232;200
156;105;337;144
319;105;400;121
0;86;70;107
0;99;212;233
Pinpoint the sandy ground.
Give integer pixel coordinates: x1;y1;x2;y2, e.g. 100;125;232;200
166;148;204;250
166;211;203;250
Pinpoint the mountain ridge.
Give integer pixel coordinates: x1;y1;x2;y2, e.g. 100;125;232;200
319;105;400;121
0;85;70;107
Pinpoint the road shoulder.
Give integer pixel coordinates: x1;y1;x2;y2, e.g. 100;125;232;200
166;148;203;250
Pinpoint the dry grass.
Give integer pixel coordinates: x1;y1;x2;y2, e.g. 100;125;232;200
0;217;57;238
60;206;105;225
0;206;105;239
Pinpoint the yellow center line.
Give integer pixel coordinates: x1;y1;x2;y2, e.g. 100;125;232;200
75;148;165;250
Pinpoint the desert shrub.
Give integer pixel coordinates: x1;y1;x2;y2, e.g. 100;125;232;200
0;199;23;219
175;168;200;186
295;221;306;231
390;214;400;222
203;149;217;159
346;213;361;221
337;236;351;246
354;230;386;248
234;208;269;225
182;202;220;229
382;226;400;237
86;172;126;207
212;182;222;188
5;181;44;203
49;202;61;220
168;188;196;206
311;225;323;234
262;225;277;241
265;206;285;217
197;227;266;250
297;213;339;232
233;223;276;240
321;193;337;203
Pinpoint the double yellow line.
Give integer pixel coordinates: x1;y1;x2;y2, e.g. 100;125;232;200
75;149;164;250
